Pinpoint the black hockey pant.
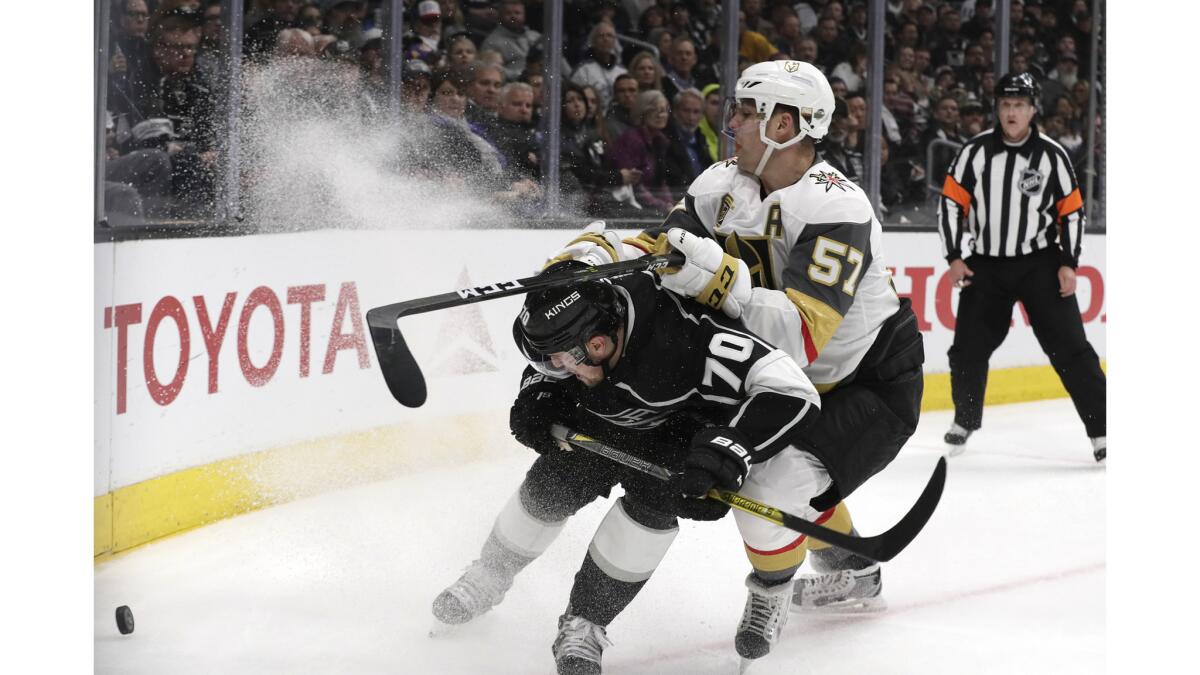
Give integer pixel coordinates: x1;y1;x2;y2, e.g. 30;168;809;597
947;249;1106;437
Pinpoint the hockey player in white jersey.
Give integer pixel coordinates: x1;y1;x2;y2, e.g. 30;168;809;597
545;60;925;664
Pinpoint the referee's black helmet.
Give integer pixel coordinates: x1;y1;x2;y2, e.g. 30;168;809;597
995;72;1041;108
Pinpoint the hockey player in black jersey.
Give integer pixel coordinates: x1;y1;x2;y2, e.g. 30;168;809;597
540;59;926;663
435;263;839;674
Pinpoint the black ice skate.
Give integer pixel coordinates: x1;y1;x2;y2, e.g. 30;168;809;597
944;423;973;455
431;559;514;625
792;563;885;613
552;614;611;675
735;573;792;668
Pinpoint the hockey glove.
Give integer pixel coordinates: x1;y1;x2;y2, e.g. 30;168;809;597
544;221;629;269
509;371;577;455
659;228;752;319
680;427;754;498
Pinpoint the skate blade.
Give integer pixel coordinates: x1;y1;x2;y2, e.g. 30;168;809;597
428;622;461;638
738;657;755;674
947;444;967;457
792;595;887;614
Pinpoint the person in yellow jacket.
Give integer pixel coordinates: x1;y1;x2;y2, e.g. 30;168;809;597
697;83;723;161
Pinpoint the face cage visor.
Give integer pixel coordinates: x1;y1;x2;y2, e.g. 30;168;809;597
525;342;590;380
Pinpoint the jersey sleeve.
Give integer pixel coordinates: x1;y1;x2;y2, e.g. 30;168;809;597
1048;144;1086;268
772;216;876;366
937;141;978;262
689;311;820;463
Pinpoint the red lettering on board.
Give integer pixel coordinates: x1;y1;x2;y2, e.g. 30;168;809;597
1076;266;1104;323
323;282;370;374
238;286;285;387
934;271;957;331
194;292;237;394
105;304;143;415
143;296;190;406
899;266;934;331
288;284;326;378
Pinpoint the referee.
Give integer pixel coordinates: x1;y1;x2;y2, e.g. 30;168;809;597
937;72;1106;462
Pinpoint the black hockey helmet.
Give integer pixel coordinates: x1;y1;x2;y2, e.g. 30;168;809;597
512;267;626;378
995;71;1041;108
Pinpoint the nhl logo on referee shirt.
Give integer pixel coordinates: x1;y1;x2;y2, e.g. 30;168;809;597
1019;168;1045;197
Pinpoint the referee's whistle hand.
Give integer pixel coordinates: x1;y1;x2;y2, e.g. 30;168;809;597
949;259;974;288
1058;266;1077;297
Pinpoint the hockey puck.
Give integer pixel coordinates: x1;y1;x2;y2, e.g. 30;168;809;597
116;605;135;635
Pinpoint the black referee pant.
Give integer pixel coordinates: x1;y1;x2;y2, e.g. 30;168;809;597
947;248;1106;438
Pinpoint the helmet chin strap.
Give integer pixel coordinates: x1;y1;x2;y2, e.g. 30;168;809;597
753;140;776;176
753;119;806;177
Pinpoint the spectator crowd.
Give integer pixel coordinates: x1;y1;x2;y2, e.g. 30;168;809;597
103;0;1103;223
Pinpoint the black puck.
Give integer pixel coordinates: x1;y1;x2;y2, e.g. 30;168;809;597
116;605;135;635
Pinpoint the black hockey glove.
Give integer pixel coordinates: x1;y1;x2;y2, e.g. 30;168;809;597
509;371;577;455
679;427;753;498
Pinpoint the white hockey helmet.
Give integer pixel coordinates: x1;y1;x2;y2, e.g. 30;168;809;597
730;60;835;172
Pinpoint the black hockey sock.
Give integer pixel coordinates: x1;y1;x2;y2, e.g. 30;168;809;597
479;532;537;578
809;528;874;572
567;552;647;627
752;565;800;587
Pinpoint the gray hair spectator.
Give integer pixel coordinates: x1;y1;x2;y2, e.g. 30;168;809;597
571;20;628;112
491;82;540;181
481;0;541;80
608;89;678;213
274;27;316;59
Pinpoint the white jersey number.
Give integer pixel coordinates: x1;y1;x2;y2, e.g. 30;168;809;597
702;333;754;392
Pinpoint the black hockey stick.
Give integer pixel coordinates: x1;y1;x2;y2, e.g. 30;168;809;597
550;425;946;563
365;254;683;407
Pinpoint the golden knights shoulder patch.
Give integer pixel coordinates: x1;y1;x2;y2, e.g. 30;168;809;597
715;194;735;227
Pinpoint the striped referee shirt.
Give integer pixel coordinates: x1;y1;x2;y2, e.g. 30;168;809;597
937;124;1086;268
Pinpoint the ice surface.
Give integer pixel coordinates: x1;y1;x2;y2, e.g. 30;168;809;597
95;399;1104;674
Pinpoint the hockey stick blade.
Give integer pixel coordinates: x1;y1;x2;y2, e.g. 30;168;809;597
366;254;683;407
551;425;946;563
710;456;946;562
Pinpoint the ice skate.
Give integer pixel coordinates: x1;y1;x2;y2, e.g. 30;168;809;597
1091;436;1106;463
944;423;973;455
552;614;610;675
431;559;515;625
792;563;885;613
734;574;792;666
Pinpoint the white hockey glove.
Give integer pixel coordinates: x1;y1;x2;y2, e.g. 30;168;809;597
660;227;752;319
544;221;630;269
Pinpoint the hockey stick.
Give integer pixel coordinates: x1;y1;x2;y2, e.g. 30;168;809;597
365;254;683;407
550;424;946;563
